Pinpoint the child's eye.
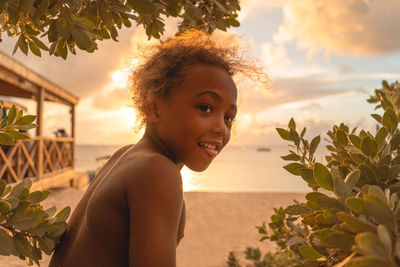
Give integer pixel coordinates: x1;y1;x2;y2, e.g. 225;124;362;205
224;115;235;124
196;104;213;113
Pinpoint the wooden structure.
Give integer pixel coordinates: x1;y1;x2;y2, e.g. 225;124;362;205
0;51;79;189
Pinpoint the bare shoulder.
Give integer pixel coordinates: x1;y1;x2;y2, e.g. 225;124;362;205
123;152;182;194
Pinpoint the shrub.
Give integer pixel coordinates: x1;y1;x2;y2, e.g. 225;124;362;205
0;102;70;265
228;80;400;267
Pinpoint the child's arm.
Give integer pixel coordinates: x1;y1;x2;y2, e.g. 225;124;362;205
126;155;183;267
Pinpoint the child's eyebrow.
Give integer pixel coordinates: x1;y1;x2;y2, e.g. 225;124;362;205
195;90;237;111
195;90;222;100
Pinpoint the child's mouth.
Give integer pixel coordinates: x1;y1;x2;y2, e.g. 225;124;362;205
198;142;219;158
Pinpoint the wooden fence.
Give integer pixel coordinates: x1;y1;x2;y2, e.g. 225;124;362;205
0;137;75;188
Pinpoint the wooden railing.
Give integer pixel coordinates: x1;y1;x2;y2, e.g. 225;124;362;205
0;137;74;184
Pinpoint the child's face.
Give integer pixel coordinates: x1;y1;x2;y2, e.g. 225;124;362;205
155;64;237;171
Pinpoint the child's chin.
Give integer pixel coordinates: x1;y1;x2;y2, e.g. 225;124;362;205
185;162;211;172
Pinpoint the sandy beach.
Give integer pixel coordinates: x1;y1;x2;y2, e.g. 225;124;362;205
0;188;305;267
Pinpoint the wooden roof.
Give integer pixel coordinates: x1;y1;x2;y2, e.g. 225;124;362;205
0;51;78;105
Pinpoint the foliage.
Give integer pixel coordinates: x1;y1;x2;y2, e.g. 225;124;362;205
0;101;71;266
0;101;37;145
227;80;400;267
0;178;70;265
227;248;302;267
0;0;241;59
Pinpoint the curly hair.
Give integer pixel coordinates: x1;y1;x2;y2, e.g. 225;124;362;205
129;29;267;129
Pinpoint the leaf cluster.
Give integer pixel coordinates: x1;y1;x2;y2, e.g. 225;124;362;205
0;101;37;145
0;0;241;59
227;80;400;267
0;178;71;266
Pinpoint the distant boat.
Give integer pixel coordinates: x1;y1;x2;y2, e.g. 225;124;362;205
257;147;271;152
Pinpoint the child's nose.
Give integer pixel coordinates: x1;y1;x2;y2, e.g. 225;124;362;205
212;116;228;136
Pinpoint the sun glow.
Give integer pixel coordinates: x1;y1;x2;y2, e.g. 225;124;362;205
181;166;199;192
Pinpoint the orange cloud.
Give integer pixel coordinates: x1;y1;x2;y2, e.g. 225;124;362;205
274;0;400;56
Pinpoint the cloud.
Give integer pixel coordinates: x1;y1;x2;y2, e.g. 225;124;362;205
274;0;400;56
239;0;288;20
237;74;353;113
260;42;292;72
92;87;131;110
338;65;355;75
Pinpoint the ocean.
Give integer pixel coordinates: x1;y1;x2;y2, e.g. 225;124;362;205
75;144;327;192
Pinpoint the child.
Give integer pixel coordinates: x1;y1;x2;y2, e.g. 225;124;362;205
49;30;263;267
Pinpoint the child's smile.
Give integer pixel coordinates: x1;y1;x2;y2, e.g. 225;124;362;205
154;64;237;171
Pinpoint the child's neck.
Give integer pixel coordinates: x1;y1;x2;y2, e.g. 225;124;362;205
141;127;184;170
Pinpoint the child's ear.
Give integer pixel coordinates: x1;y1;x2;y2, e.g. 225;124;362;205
144;92;161;123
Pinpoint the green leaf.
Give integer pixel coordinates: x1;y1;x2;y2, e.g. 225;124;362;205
14;232;32;258
7;206;48;230
375;127;388;146
377;225;391;253
283;163;304;176
0;200;11;213
364;194;394;230
289;129;300;146
55;206;71;222
325;231;354;251
306;192;327;203
299;168;318;185
7;105;17;125
288;118;296;130
8;181;25;198
298;245;324;260
45;206;57;218
0;180;6;196
309;135;320;155
281;153;301;161
346;198;365;214
371;113;382;124
38;237;56;255
18;35;29;55
71;29;92;50
336;129;348;146
345;169;360;191
5;197;20;209
285;204;309;215
337;212;376;233
70;14;96;28
32;0;48;20
361;136;377;157
382;108;398;133
4;129;30;140
0;228;14;255
0;133;15;145
333;174;347;198
13;123;36;130
355;232;387;258
28;221;66;238
27;191;46;204
57;38;68;59
31;36;49;51
349;134;361;148
28;39;41;56
313;163;333;191
276;128;291;141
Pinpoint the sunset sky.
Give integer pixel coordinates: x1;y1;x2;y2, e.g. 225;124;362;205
1;0;400;146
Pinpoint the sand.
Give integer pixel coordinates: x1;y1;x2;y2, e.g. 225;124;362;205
0;188;305;267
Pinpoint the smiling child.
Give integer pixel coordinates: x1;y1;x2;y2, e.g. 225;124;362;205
49;29;264;267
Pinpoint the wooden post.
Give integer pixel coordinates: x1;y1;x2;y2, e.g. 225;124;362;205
36;87;44;180
70;104;76;187
71;104;75;168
